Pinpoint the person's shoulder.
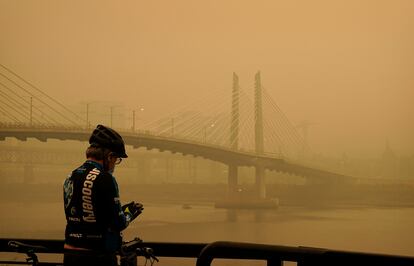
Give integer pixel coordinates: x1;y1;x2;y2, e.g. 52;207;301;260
96;171;119;186
96;170;112;181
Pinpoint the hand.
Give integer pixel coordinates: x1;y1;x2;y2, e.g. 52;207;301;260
122;202;144;222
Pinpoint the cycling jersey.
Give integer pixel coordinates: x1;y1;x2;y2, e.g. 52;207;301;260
63;160;129;252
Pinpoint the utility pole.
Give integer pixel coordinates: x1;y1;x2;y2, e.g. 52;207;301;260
86;103;89;129
132;110;136;131
171;118;174;137
29;97;33;126
110;106;114;127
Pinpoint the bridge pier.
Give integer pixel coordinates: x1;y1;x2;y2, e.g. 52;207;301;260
189;158;197;183
166;158;173;183
228;163;238;198
137;157;150;184
255;166;266;199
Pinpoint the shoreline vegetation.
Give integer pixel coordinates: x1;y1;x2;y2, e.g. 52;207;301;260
1;183;414;209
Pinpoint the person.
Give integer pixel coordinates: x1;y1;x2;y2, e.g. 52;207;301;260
63;124;143;266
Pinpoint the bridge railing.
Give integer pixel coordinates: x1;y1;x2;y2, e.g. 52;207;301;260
0;122;85;131
0;122;350;177
1;238;414;266
0;122;264;156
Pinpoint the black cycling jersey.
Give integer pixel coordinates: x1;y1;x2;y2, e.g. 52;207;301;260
63;160;129;252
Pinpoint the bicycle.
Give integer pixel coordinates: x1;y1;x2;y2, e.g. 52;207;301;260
7;238;158;266
7;240;49;266
119;238;158;266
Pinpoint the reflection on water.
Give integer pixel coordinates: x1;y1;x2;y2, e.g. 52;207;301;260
128;204;414;257
226;210;266;223
0;202;413;257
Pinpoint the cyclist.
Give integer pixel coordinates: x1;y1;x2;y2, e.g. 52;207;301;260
63;124;143;266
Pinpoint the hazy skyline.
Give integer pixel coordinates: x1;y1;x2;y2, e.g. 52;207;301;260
1;0;413;157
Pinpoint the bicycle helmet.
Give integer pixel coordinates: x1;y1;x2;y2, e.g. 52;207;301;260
89;124;128;158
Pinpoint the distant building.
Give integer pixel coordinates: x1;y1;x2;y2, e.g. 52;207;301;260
380;140;398;178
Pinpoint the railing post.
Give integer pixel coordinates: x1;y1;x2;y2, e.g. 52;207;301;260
267;258;283;266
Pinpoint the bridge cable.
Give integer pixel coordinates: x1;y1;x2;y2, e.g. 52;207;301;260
207;86;249;148
262;105;299;158
262;88;304;148
263;88;314;160
233;88;251;151
142;85;230;132
0;82;60;126
258;89;290;156
0;87;49;126
0;97;33;122
0;64;86;125
0;90;31;120
0;71;81;127
0;73;71;126
261;90;298;149
180;95;233;144
208;114;230;146
236;87;256;151
0;81;65;126
262;87;304;146
261;113;286;156
170;88;230;138
182;115;220;143
261;94;295;156
0;104;22;123
0;88;29;112
174;115;208;142
170;111;213;139
157;87;231;141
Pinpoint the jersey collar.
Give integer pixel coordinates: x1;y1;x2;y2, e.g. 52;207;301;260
85;160;104;171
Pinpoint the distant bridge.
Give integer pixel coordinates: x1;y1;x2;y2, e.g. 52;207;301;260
0;66;356;202
0;125;352;182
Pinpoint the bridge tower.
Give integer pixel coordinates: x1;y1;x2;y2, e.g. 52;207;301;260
228;73;240;197
254;71;266;199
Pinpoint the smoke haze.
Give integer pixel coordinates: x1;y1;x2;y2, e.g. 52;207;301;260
1;0;413;156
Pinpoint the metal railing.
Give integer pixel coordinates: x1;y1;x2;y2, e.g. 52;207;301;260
1;238;414;266
196;241;414;266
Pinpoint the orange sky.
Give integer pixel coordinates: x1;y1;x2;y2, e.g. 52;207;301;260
0;0;413;156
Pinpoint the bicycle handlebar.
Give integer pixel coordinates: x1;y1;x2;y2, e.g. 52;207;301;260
8;241;47;253
7;238;158;266
8;241;49;266
120;237;159;264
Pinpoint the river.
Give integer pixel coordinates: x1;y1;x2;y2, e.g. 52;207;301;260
1;201;413;259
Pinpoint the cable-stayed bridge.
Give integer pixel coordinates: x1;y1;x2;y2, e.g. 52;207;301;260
0;64;355;203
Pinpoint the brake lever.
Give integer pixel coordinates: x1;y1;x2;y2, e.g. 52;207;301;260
137;247;159;262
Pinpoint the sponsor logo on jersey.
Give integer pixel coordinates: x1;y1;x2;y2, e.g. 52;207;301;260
82;168;100;222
